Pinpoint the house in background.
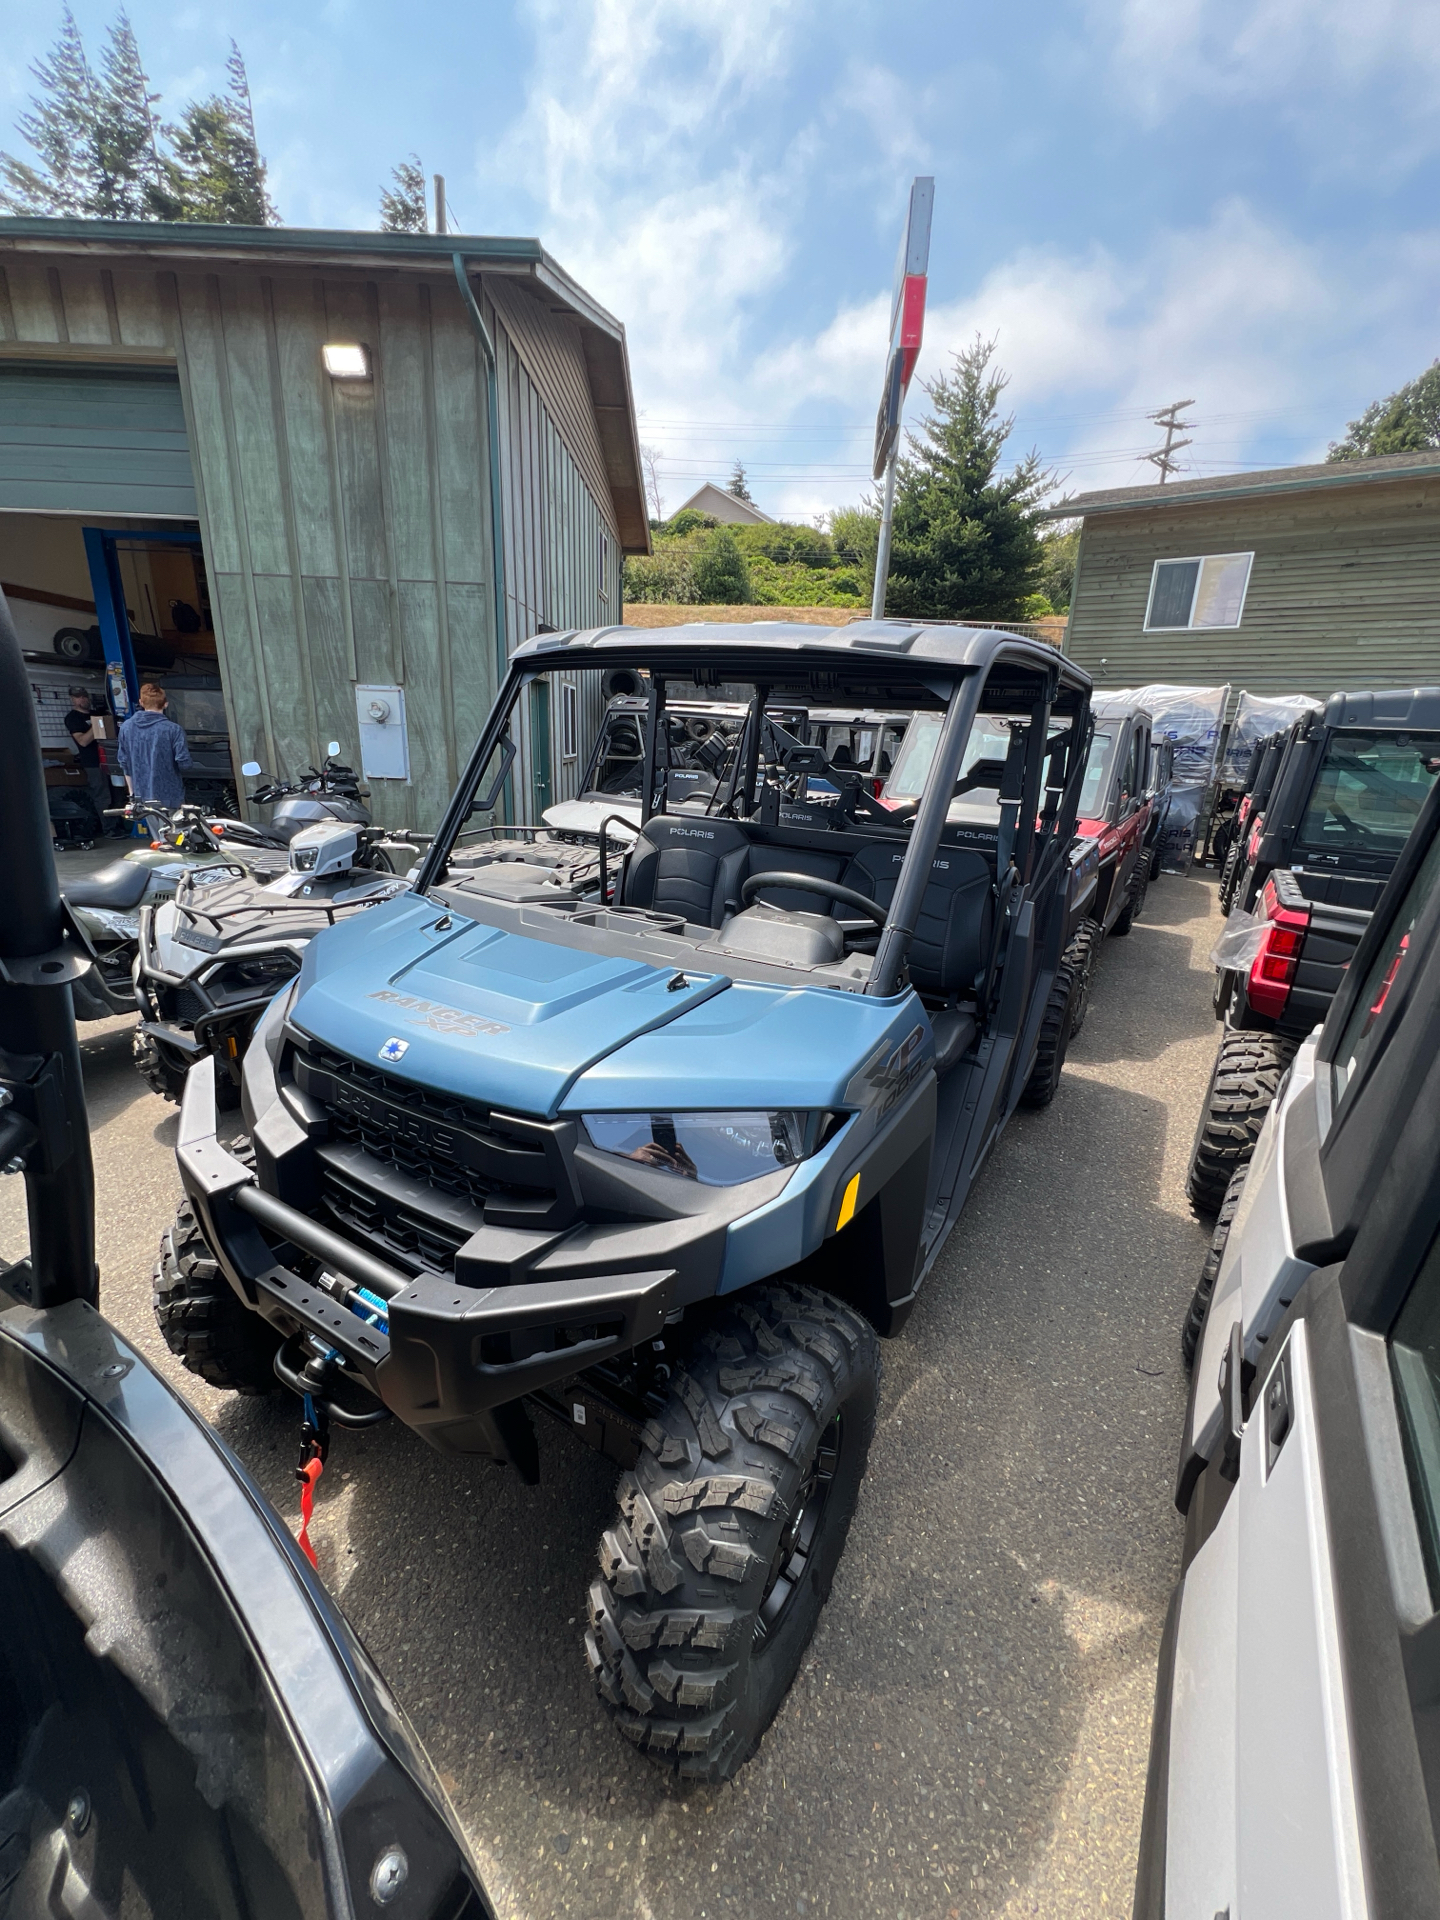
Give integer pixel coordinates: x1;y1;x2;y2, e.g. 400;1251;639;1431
1047;451;1440;697
673;481;773;526
0;217;649;828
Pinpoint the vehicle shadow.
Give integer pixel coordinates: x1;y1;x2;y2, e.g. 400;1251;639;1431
200;1066;1207;1920
75;1014;154;1128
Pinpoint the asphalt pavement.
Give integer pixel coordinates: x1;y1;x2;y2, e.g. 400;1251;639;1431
4;851;1223;1919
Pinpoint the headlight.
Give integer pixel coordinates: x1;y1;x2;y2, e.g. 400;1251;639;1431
582;1110;816;1186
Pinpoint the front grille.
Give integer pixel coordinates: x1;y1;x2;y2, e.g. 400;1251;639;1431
321;1163;471;1273
289;1035;573;1234
165;984;207;1024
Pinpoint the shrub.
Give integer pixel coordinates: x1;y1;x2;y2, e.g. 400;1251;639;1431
659;508;718;539
623;547;700;603
691;527;751;604
730;521;837;569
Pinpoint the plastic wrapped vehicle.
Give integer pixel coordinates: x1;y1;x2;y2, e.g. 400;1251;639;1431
159;618;1093;1782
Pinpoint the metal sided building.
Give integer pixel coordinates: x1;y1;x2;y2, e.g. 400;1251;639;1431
1048;452;1440;697
0;218;650;827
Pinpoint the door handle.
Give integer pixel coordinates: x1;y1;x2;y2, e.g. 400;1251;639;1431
1263;1346;1294;1475
1219;1319;1246;1482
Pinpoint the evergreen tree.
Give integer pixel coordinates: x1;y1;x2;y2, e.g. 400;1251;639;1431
94;12;164;219
1329;362;1440;461
1;16;276;225
883;335;1051;621
156;44;277;225
380;154;427;232
0;9;102;215
727;459;754;504
692;527;752;603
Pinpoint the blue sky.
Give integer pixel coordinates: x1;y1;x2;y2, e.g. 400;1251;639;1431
5;0;1440;521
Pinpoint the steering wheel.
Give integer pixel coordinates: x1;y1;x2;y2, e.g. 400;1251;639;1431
740;872;887;925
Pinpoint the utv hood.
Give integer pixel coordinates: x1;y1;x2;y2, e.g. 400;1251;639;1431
287;893;734;1118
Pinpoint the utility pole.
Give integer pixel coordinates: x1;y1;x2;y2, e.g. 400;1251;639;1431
433;174;447;236
1145;400;1195;482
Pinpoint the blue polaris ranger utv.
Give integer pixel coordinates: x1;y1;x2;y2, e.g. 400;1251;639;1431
161;620;1093;1781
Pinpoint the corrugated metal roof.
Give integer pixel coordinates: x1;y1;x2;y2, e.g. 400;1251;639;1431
1043;449;1440;520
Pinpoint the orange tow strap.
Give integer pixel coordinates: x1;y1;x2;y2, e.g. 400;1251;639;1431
296;1455;324;1569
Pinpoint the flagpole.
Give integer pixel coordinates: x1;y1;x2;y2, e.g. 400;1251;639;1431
870;451;898;621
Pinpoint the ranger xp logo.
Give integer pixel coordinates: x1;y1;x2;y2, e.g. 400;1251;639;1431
379;1037;410;1063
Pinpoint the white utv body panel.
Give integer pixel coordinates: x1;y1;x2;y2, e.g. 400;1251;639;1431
1167;1320;1369;1920
1189;1032;1321;1473
541;796;640;843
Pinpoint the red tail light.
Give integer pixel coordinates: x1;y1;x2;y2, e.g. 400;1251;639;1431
1237;794;1253;828
1248;877;1310;1017
1247;819;1264;863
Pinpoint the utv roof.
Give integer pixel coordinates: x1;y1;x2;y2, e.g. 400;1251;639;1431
514;620;1090;711
1319;688;1440;731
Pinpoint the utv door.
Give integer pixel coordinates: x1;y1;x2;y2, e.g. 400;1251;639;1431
1160;781;1440;1918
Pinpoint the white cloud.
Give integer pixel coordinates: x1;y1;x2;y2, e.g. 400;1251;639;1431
1096;0;1440;167
756;199;1440;512
471;0;1440;521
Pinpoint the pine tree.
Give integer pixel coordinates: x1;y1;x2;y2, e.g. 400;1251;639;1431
0;9;101;215
157;43;277;225
1329;362;1440;461
727;459;754;504
692;526;752;604
379;155;427;232
0;16;276;225
883;335;1051;621
94;12;164;219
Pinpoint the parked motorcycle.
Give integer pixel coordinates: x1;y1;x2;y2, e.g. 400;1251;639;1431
132;815;420;1103
64;801;284;1022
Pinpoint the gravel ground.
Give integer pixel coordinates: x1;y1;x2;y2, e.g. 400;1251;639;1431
4;858;1223;1919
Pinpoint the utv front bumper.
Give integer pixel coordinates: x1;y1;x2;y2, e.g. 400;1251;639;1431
176;1055;679;1466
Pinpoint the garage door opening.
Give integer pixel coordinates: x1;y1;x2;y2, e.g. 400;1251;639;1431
0;512;236;839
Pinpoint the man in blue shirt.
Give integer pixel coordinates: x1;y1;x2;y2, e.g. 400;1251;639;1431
118;682;192;810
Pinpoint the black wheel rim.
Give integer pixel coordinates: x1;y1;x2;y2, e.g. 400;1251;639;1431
754;1412;842;1647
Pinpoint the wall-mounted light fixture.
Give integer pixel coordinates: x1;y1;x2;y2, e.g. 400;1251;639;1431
322;342;371;380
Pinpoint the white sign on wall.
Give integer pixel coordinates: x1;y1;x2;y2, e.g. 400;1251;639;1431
355;683;410;782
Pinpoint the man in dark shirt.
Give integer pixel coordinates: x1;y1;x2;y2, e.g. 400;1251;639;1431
64;688;116;836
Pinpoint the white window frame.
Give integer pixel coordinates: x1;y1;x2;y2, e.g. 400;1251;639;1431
1144;551;1254;631
559;679;579;761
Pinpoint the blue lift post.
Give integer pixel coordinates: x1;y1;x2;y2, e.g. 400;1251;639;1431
80;525;205;717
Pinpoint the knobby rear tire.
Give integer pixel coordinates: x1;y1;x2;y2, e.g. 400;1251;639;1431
1020;963;1077;1108
1183;1165;1248;1370
1185;1029;1297;1217
1063;920;1101;1039
585;1283;879;1782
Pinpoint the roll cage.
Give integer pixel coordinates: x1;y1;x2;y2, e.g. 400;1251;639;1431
415;622;1092;1002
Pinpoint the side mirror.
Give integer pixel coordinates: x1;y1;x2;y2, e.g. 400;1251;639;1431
327;740;341;757
241;761;263;777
